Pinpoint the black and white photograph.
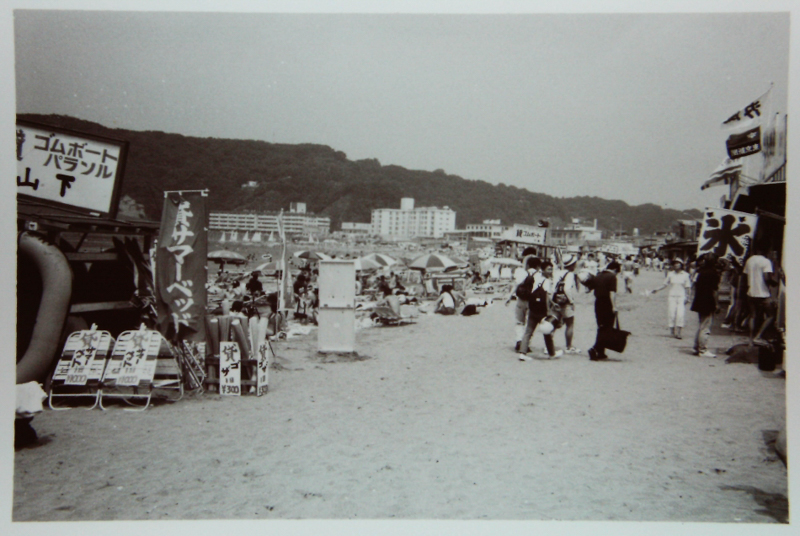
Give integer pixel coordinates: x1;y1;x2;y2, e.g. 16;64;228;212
5;1;795;533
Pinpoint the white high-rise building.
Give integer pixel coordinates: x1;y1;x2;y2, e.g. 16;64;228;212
371;198;456;238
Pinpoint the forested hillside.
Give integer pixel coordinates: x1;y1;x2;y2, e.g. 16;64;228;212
18;114;701;233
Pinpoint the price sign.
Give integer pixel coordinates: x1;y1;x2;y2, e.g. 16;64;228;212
103;330;160;387
219;341;241;396
256;342;270;396
52;330;112;386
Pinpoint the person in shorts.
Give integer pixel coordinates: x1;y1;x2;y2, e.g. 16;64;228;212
505;255;541;352
743;242;776;344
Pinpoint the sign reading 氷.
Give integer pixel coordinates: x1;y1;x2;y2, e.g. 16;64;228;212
697;207;758;267
500;224;547;245
16;121;127;218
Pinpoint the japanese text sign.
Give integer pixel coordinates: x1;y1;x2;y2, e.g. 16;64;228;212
219;342;241;396
256;342;270;396
697;207;757;268
500;224;547;245
16;121;127;218
102;329;160;387
52;330;113;387
155;191;208;338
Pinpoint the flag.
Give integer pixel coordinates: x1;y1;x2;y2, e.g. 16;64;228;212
276;210;293;311
155;191;208;339
700;158;743;190
697;207;757;267
720;85;772;132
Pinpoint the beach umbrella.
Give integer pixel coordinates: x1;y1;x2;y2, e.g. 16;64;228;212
488;257;523;267
361;253;398;267
408;253;457;272
208;250;247;264
293;250;332;261
353;258;381;272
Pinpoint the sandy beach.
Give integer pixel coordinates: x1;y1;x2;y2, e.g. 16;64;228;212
12;270;787;523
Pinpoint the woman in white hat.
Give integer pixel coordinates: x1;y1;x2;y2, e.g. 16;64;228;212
648;258;692;339
552;253;581;353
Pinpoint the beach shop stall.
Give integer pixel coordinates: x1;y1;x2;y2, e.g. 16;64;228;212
15;120;194;409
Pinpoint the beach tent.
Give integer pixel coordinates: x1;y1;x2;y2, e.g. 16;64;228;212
353;258;381;272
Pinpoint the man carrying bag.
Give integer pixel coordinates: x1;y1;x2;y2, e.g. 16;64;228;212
587;260;630;361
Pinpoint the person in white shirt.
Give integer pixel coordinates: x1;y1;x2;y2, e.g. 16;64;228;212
649;258;692;339
551;253;581;353
584;253;599;276
743;243;776;343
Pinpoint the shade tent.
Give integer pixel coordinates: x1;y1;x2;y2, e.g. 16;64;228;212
208;250;247;264
254;261;279;273
353;258;382;272
408;253;458;272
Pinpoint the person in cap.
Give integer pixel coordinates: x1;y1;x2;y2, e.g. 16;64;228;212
552;253;581;353
648;258;692;339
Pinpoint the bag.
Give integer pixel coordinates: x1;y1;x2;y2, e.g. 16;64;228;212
516;274;534;300
552;273;570;306
528;281;548;316
460;304;479;316
597;315;631;353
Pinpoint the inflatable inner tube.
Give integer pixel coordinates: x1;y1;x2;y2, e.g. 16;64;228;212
17;232;72;384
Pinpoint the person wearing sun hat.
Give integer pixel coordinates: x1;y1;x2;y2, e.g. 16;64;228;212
552;253;581;353
648;258;692;339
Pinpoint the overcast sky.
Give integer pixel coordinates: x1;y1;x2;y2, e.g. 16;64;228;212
12;6;790;212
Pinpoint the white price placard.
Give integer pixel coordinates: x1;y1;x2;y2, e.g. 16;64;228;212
219;341;242;396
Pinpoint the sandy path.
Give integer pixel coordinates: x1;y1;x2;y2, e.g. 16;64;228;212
13;271;787;522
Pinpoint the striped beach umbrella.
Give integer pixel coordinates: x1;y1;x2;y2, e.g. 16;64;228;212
361;253;399;267
408;253;457;272
293;250;332;261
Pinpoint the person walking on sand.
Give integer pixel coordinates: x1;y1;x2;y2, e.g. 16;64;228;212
505;255;541;352
648;258;692;339
552;253;581;354
690;253;721;357
519;261;563;361
587;260;621;361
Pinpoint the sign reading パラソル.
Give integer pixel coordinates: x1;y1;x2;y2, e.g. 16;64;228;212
499;224;547;245
16;121;127;218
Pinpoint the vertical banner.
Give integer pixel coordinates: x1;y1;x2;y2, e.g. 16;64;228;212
697;207;758;268
277;210;294;311
219;341;241;396
155;191;208;338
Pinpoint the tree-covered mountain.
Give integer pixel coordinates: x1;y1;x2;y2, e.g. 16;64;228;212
18;114;701;234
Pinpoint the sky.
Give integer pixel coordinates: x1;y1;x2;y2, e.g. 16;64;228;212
10;5;792;212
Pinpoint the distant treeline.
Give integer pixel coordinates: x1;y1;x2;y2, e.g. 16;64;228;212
18;113;701;233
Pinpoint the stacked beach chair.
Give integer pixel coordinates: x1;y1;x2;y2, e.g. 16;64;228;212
48;324;185;411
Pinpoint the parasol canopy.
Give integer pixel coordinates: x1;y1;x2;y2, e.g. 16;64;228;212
360;253;399;267
254;260;280;273
293;250;332;261
208;250;247;264
353;257;382;272
408;253;458;272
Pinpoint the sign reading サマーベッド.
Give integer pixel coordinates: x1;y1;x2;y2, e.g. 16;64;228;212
16;121;127;218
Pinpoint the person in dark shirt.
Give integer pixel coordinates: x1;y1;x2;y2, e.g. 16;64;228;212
690;253;720;357
245;271;264;297
588;260;621;361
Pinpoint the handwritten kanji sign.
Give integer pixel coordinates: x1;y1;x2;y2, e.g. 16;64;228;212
697;207;757;267
219;341;241;396
256;342;270;396
102;329;160;388
16;121;127;218
500;224;547;245
52;330;113;387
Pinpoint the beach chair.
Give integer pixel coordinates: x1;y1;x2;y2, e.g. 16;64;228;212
48;325;113;410
99;325;181;411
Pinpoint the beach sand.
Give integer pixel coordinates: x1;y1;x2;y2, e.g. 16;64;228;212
12;271;787;522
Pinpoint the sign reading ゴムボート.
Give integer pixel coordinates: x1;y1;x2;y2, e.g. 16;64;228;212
500;224;547;245
16;121;127;218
